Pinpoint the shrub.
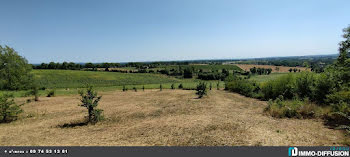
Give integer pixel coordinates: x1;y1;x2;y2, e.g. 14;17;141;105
225;76;258;97
261;74;295;100
294;72;316;99
122;85;128;92
47;89;56;97
171;83;175;90
216;81;220;90
160;84;162;91
183;68;193;78
78;86;104;123
0;94;22;123
209;83;212;90
133;87;137;92
142;85;145;91
196;82;207;98
264;97;318;119
178;83;183;89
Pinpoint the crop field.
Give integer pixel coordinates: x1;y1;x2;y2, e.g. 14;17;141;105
0;90;345;146
32;70;181;88
234;64;310;73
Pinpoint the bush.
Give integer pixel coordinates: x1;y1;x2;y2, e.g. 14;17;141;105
160;84;162;91
47;89;56;97
294;72;316;99
264;97;319;119
261;74;296;100
196;82;207;98
133;87;137;92
178;84;183;89
171;83;175;90
0;94;23;123
225;76;258;97
78;86;104;123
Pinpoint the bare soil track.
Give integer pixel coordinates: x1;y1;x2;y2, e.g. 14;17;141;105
0;90;345;146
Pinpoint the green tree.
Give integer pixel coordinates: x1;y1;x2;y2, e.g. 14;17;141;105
0;45;33;90
0;94;22;123
78;86;104;123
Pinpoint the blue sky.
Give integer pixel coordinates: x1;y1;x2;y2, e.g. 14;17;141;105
0;0;349;63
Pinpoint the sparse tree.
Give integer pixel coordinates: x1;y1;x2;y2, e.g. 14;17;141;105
196;82;207;98
78;86;103;123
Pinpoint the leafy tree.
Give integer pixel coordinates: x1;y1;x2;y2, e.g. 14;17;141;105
183;68;193;78
0;45;33;90
0;94;22;123
196;82;207;98
78;86;104;123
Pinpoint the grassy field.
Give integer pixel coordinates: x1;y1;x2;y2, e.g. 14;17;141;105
1;90;345;146
32;70;181;88
0;70;225;97
248;73;289;83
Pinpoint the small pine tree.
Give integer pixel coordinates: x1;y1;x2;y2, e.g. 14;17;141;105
216;81;220;90
78;86;104;123
142;85;145;91
209;83;212;90
122;85;127;92
171;83;175;90
160;84;163;91
133;87;137;92
178;83;183;89
196;82;207;98
0;94;23;123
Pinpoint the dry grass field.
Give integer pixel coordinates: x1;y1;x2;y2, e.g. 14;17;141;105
234;64;310;73
0;90;345;146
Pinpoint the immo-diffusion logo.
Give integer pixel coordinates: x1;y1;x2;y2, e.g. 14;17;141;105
288;147;350;157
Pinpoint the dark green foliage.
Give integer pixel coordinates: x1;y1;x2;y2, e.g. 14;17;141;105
171;83;175;90
142;85;145;91
178;83;183;89
122;85;128;92
261;74;295;100
225;76;259;97
217;81;220;90
78;86;104;124
183;68;193;78
133;87;137;92
209;83;212;90
47;89;56;97
0;45;34;90
160;84;163;91
197;72;226;80
196;82;207;98
295;72;316;99
250;67;272;75
0;94;22;123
